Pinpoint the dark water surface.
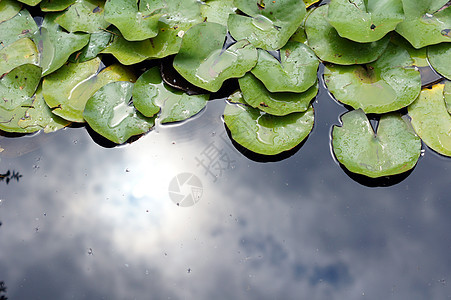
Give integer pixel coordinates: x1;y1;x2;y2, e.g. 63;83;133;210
1;72;451;300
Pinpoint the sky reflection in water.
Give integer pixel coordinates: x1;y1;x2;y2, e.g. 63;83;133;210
0;80;451;300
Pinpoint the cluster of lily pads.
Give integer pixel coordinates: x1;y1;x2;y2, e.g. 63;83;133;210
0;0;450;179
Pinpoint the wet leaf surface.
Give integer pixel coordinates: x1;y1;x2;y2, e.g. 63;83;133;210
251;41;318;93
223;102;314;155
33;13;89;76
200;0;236;26
396;0;451;48
40;0;76;11
42;57;136;123
70;30;112;63
18;85;71;132
0;64;42;133
408;82;451;156
0;9;37;48
104;0;161;41
332;109;421;178
0;0;22;23
173;22;258;92
100;28;156;65
324;43;421;114
228;0;306;50
133;67;209;123
305;5;390;65
0;38;39;75
83;81;155;144
238;73;317;116
55;0;109;33
427;42;451;80
328;0;404;43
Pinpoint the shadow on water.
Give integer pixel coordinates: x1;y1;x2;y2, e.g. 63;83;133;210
223;124;308;163
340;164;415;187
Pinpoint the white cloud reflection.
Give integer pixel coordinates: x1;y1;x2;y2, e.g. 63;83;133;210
1;98;451;300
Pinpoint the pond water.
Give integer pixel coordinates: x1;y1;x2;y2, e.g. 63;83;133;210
1;68;451;299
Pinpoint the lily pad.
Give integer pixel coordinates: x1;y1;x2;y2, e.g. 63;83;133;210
104;0;162;41
40;0;76;11
228;0;306;50
33;13;89;76
17;0;42;6
0;9;37;48
70;31;112;63
146;0;203;59
133;67;209;123
0;0;22;23
201;0;236;26
332;109;421;178
324;43;421;114
238;73;318;116
101;29;155;65
0;64;42;133
223;102;314;155
173;22;258;92
427;42;451;79
42;57;136;123
83;81;155;144
305;5;390;65
18;85;71;133
396;0;451;48
0;38;39;76
328;0;404;43
55;0;110;33
251;41;319;93
408;82;451;156
391;33;429;67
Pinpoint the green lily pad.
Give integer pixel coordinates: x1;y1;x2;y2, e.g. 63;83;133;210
391;33;429;67
40;0;76;11
332;109;421;178
251;41;319;93
146;0;203;59
445;80;451;113
70;31;112;63
42;57;136;123
305;5;390;65
55;0;110;33
104;0;162;41
201;0;236;26
408;82;451;156
237;72;317;116
83;81;155;144
173;22;258;92
396;0;451;48
33;13;89;76
133;67;209;123
101;29;155;65
228;0;306;50
0;38;39;76
0;9;37;49
324;43;421;114
18;85;71;133
427;42;451;79
0;64;42;133
17;0;42;6
223;102;314;155
0;0;22;23
328;0;404;43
